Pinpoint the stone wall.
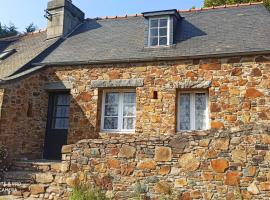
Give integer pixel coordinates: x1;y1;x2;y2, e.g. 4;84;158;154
20;125;270;199
0;54;269;159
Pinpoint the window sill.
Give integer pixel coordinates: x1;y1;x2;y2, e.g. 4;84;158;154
99;131;135;135
143;44;176;50
176;129;211;136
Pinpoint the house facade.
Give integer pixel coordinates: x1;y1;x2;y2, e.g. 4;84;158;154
0;1;270;199
0;0;270;200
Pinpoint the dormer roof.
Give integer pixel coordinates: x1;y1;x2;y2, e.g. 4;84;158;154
142;9;181;19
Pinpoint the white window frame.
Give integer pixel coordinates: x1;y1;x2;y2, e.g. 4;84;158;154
177;91;210;131
101;89;136;133
148;16;170;47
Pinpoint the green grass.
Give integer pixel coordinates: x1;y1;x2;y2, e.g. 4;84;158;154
70;185;108;200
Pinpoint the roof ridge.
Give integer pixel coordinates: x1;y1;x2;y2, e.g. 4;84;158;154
87;1;264;21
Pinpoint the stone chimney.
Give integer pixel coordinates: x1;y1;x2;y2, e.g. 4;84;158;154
46;0;85;39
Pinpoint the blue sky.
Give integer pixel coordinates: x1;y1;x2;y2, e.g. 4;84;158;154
0;0;203;32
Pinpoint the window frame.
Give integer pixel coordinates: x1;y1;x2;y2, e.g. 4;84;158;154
148;16;170;47
101;89;136;133
177;90;210;131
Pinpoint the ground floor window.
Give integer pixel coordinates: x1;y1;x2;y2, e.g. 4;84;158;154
101;90;136;132
178;91;209;131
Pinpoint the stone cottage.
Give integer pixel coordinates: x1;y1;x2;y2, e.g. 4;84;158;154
0;0;270;199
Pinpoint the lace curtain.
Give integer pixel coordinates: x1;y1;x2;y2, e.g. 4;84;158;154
179;92;207;130
103;92;136;130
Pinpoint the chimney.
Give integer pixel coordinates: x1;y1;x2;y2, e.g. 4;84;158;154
45;0;85;39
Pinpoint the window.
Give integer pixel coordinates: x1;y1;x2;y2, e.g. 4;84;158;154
52;93;70;129
0;49;16;60
101;90;136;132
149;17;169;47
178;91;209;131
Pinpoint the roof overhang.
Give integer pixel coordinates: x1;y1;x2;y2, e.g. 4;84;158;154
142;9;181;19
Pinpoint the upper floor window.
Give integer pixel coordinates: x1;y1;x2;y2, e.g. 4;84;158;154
178;91;209;131
148;17;170;47
101;90;136;133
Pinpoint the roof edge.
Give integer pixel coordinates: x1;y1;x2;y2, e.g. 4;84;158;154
1;49;270;85
36;49;270;66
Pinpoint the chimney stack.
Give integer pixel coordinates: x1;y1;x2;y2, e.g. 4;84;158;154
46;0;85;39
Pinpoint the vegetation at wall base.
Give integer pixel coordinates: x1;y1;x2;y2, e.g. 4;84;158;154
265;0;270;9
0;144;10;180
70;185;108;200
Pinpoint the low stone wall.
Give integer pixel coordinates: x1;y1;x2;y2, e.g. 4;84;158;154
13;125;270;199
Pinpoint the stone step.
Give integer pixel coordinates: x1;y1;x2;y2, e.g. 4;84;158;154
11;160;62;172
3;171;36;184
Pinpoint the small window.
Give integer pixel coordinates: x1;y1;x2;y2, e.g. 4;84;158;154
0;49;16;60
101;90;136;132
148;17;169;47
177;91;209;131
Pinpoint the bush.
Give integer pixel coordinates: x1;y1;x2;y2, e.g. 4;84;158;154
0;144;8;171
264;0;270;10
0;144;9;178
70;184;108;200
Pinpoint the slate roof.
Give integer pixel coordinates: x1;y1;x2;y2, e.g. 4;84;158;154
40;3;270;65
0;31;57;79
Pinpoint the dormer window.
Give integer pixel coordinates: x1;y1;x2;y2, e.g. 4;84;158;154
149;17;170;47
142;9;181;48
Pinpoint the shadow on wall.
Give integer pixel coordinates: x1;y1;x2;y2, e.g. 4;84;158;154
0;68;99;160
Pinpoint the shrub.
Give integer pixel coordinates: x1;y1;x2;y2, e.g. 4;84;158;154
264;0;270;10
0;144;9;174
70;184;108;200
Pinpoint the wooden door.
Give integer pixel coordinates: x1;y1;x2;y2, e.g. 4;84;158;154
43;92;70;160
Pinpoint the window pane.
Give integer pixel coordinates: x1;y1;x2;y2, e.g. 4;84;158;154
159;28;167;37
57;94;70;106
179;94;191;130
150;28;158;37
159;37;168;46
104;117;118;129
55;106;69;118
150;37;158;46
105;105;118;116
150;19;158;28
123;105;136;116
105;93;119;104
123;117;135;130
159;19;168;27
53;118;69;129
124;93;136;103
195;93;207;130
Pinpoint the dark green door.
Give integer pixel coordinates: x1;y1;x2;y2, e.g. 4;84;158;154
43;92;70;160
